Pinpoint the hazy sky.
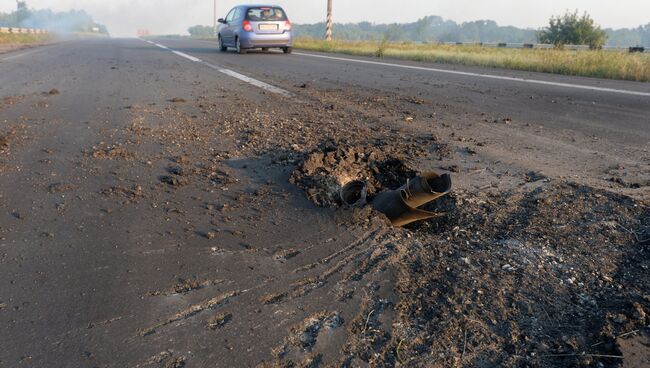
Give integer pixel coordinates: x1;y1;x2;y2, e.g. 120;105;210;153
2;0;649;37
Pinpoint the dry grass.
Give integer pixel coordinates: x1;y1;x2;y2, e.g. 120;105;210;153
295;38;650;82
0;33;55;45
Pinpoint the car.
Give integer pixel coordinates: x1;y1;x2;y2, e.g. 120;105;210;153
217;5;293;54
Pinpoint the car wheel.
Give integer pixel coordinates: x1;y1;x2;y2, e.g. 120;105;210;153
236;38;247;54
283;47;293;54
218;36;227;52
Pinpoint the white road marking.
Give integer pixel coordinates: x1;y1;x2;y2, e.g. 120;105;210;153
146;40;291;97
203;62;292;97
294;52;650;97
172;50;202;62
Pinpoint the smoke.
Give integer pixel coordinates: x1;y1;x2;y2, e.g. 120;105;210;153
22;8;108;36
0;2;108;36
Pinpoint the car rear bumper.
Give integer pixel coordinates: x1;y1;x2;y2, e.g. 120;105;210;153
239;32;293;48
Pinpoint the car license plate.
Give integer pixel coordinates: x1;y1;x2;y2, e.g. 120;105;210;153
259;24;278;31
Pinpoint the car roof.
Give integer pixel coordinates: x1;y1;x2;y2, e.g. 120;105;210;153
241;4;283;9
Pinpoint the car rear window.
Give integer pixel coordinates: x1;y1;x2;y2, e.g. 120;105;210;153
246;7;287;21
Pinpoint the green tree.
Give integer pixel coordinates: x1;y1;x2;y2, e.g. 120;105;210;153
188;25;215;38
538;10;608;48
640;23;650;47
15;1;30;25
414;17;431;41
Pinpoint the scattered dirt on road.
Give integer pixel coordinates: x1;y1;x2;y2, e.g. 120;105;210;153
1;47;648;367
88;142;134;160
0;95;26;111
111;82;647;367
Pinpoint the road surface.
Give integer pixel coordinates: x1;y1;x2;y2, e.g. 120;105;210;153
0;38;648;367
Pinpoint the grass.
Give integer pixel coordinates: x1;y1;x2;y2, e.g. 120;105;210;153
294;38;650;82
0;33;55;45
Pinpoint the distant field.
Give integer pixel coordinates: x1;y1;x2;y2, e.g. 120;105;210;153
0;33;55;45
295;38;650;82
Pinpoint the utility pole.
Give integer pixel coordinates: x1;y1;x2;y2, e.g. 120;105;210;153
326;0;333;41
213;0;217;37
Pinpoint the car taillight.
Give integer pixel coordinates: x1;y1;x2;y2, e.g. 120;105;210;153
284;20;292;31
242;20;253;32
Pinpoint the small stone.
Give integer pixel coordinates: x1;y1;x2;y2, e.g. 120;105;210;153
159;176;186;186
602;275;613;283
167;166;186;176
632;303;646;323
206;232;217;240
613;314;627;324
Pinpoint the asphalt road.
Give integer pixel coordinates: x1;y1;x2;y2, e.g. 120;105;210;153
0;38;648;367
156;38;650;144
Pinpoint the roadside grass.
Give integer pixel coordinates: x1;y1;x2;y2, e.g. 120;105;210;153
295;38;650;82
0;33;55;45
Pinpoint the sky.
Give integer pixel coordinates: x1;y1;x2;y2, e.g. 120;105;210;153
1;0;649;37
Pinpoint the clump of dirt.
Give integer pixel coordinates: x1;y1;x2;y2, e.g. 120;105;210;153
0;134;8;153
48;182;78;193
89;142;134;160
142;351;186;368
159;175;188;187
148;278;222;297
207;312;232;330
100;185;143;202
290;141;417;207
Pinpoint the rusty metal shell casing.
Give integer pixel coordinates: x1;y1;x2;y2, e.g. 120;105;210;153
371;172;451;227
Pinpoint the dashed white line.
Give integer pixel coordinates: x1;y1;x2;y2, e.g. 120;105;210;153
294;52;650;97
147;39;291;97
203;62;292;97
172;50;202;62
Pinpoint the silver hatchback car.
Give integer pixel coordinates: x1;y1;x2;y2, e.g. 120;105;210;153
217;5;293;54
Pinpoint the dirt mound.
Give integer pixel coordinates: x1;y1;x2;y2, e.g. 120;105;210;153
290;142;418;207
266;181;648;367
383;182;650;367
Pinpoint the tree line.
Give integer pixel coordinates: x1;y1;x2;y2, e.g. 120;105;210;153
0;1;109;35
286;12;649;48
